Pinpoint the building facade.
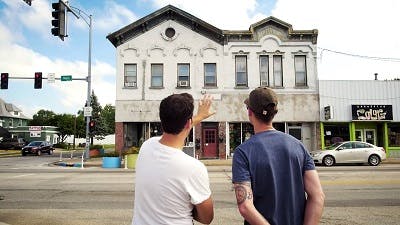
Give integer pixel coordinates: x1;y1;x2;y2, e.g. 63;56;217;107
319;80;400;157
0;98;30;129
107;5;320;158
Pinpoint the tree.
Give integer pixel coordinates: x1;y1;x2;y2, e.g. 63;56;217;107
54;114;75;143
29;110;56;126
102;104;115;135
89;91;107;144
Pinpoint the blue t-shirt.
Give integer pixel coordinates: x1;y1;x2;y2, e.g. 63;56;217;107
232;130;315;225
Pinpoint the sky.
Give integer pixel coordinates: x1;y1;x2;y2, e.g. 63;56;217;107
0;0;399;118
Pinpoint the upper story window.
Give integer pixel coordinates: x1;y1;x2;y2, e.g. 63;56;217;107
204;63;217;87
259;56;269;86
294;55;307;87
273;55;283;87
13;111;19;116
124;64;137;88
151;64;163;88
235;55;248;87
177;64;190;87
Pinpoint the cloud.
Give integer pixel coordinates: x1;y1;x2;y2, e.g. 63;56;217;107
151;0;264;29
1;0;52;41
271;0;400;80
70;1;138;32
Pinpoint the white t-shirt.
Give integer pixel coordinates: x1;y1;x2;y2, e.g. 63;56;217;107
132;137;211;225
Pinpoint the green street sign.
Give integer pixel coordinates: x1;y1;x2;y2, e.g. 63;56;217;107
61;75;72;81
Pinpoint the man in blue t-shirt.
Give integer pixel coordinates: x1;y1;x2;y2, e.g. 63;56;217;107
232;87;325;225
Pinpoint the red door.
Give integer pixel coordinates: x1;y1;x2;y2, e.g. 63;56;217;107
202;128;218;158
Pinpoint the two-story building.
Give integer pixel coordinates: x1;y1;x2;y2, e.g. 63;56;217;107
107;5;320;158
0;98;30;129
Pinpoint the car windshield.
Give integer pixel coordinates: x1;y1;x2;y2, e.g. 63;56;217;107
28;142;42;147
325;142;343;150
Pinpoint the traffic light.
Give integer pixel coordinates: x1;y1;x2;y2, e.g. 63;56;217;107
34;72;42;89
51;1;66;40
89;120;95;132
23;0;32;6
1;73;8;89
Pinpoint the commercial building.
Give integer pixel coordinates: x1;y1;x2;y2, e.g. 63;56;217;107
319;80;400;157
107;5;320;158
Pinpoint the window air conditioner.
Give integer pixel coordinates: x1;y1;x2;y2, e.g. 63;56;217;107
178;80;189;87
125;82;136;87
261;81;269;86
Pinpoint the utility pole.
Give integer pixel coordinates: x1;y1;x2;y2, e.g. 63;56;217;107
54;0;92;159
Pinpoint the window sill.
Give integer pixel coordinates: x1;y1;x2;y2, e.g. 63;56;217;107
234;86;249;89
271;86;284;89
294;86;309;89
149;86;164;89
176;86;191;89
123;86;137;89
202;86;218;89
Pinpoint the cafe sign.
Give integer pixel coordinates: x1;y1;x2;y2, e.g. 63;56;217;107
352;105;393;121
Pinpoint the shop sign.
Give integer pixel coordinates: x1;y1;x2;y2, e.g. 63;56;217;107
352;105;393;121
29;126;42;131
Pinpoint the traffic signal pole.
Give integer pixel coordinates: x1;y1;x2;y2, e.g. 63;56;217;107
61;1;92;159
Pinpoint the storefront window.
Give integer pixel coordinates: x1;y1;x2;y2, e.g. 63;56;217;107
324;124;350;147
229;122;253;154
388;123;400;147
150;122;162;137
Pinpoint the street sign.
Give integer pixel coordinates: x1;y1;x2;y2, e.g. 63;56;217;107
61;75;72;81
84;106;92;117
48;73;55;83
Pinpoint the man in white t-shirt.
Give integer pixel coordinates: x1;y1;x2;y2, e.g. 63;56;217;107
132;93;215;225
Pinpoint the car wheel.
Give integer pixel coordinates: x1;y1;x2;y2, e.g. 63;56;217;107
21;152;26;156
323;155;335;167
368;155;380;166
48;150;53;155
37;150;41;156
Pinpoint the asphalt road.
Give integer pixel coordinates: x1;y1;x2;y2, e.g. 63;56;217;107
0;155;399;225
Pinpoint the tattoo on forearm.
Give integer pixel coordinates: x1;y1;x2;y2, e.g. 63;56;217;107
234;183;253;205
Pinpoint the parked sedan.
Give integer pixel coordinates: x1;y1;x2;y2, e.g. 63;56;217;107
311;141;386;166
21;141;54;156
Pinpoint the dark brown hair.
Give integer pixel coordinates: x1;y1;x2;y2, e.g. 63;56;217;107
159;93;194;134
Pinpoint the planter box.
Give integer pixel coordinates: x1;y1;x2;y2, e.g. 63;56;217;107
102;157;121;168
90;149;100;157
126;154;138;169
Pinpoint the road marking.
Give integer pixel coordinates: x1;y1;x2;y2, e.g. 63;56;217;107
12;174;34;178
322;179;400;185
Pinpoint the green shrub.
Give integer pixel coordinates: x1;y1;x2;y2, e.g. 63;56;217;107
103;151;120;157
125;146;140;155
53;142;68;149
89;144;103;150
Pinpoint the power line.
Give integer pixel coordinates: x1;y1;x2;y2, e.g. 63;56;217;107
318;47;400;62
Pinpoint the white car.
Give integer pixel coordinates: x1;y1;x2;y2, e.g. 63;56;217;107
311;141;386;166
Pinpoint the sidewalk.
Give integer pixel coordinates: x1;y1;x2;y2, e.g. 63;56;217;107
53;156;400;170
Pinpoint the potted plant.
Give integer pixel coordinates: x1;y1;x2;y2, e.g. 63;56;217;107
124;146;140;169
89;144;103;157
102;151;121;168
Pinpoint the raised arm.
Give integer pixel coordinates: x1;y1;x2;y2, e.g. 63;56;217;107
192;95;215;127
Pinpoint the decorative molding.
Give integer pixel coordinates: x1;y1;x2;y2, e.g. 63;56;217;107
291;50;309;58
231;50;250;59
147;45;166;57
160;26;179;41
120;44;140;57
200;45;219;57
173;45;193;57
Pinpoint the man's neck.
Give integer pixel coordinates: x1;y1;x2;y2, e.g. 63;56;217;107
159;133;186;150
253;123;275;134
